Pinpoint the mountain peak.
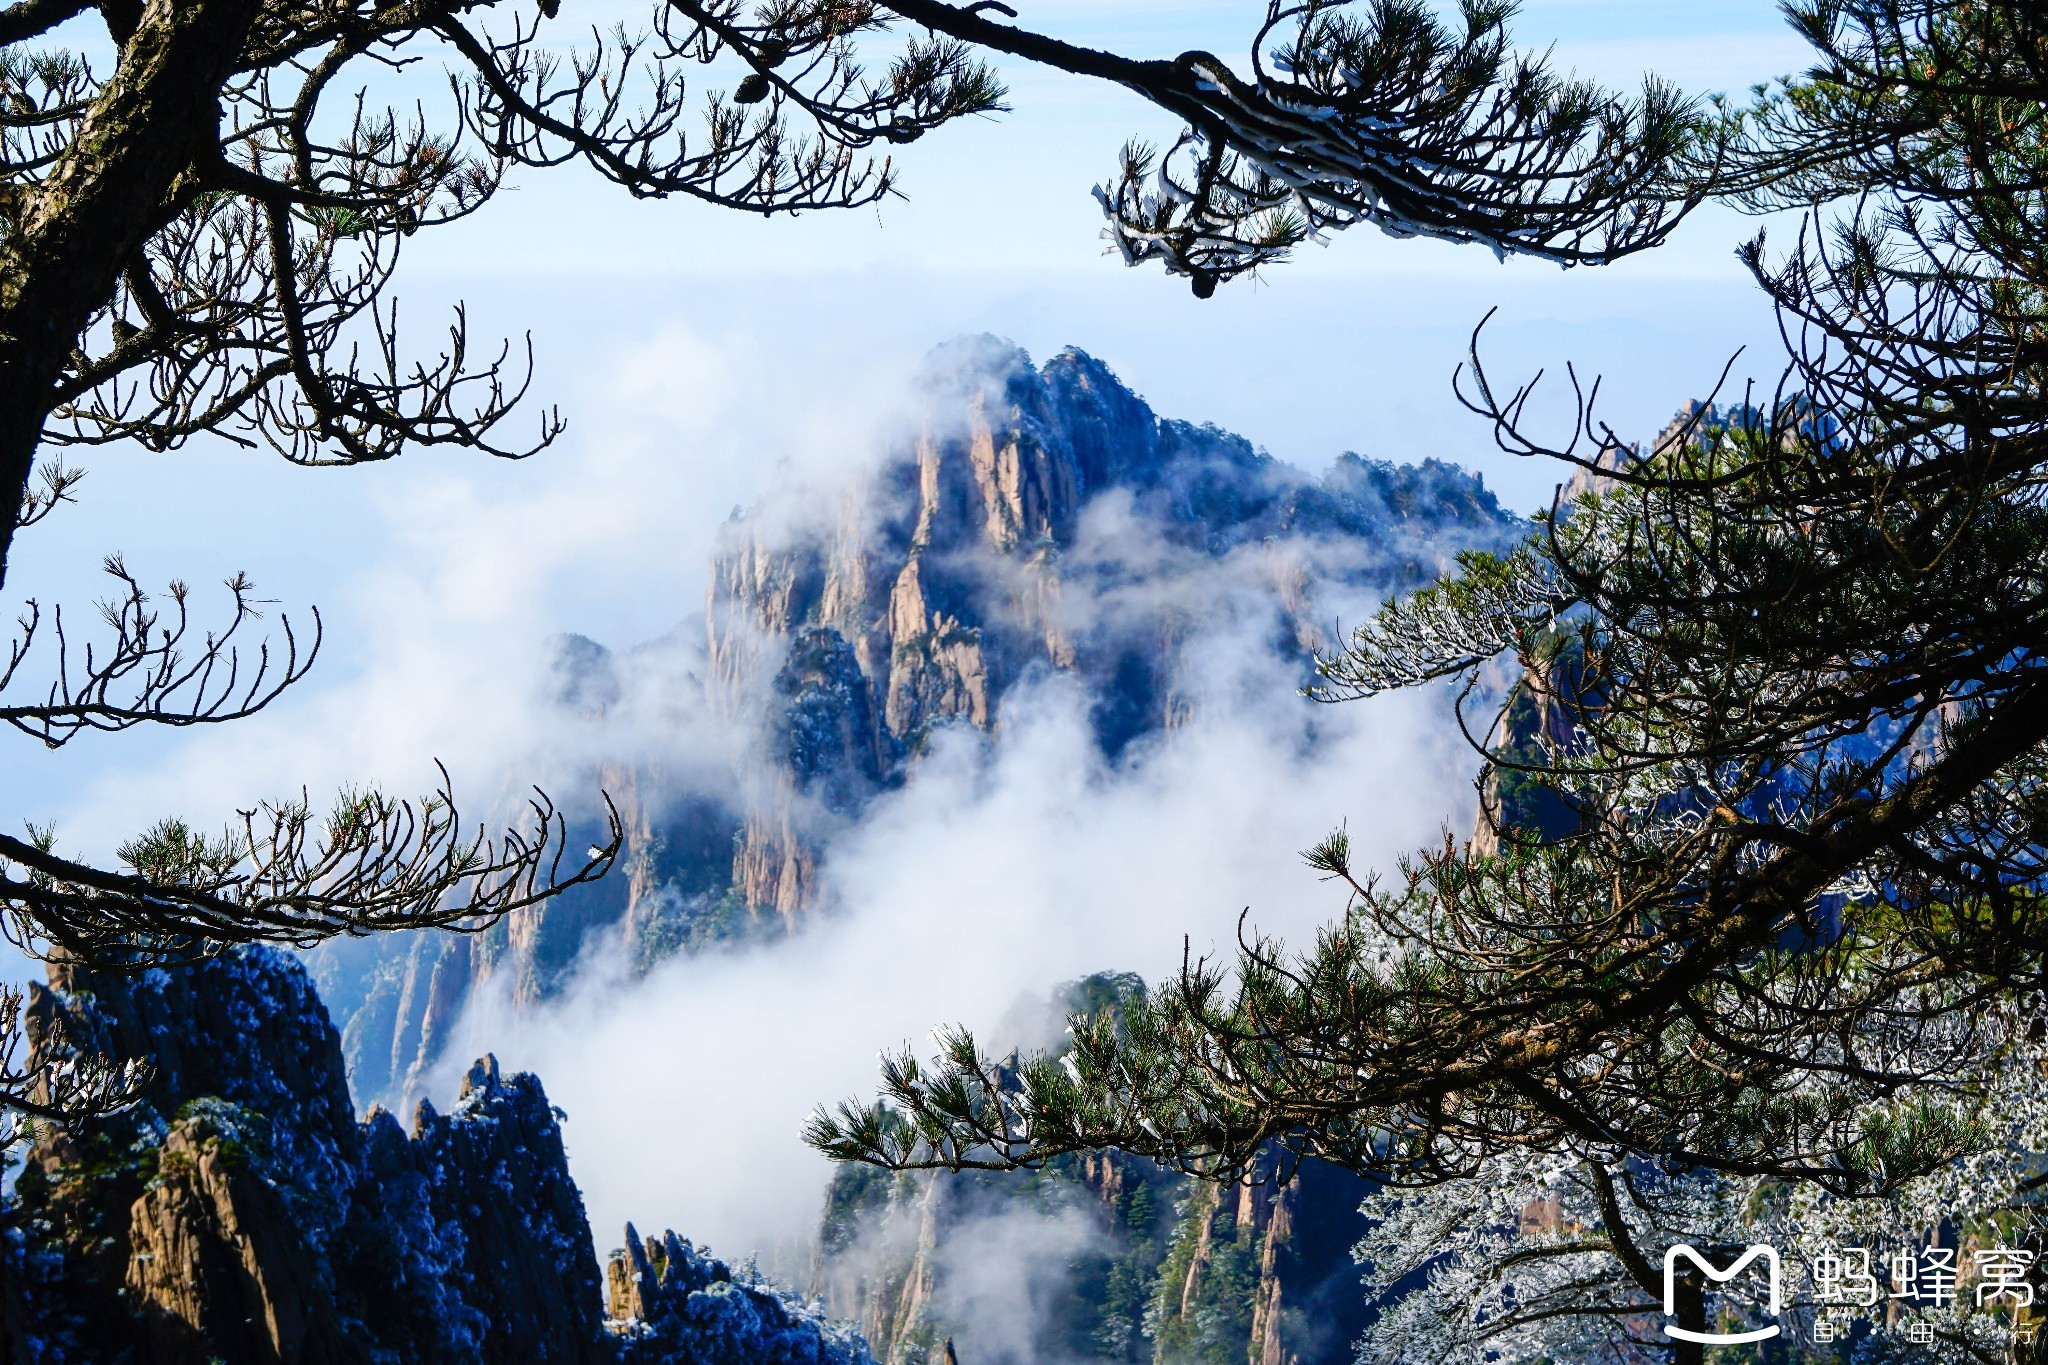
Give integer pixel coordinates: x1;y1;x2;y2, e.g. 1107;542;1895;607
913;332;1036;399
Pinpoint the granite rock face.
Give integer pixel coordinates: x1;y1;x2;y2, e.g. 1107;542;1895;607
1156;1156;1378;1365
703;337;1518;928
121;1112;352;1365
314;336;1520;1112
2;950;871;1365
709;338;1513;741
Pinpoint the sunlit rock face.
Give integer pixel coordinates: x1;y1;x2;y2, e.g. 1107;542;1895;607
4;949;873;1365
707;336;1511;780
311;335;1519;1114
697;334;1517;946
10;952;604;1364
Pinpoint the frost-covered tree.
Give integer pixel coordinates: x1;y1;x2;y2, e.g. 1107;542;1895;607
810;1;2048;1356
1356;1038;2048;1363
0;1;1716;1130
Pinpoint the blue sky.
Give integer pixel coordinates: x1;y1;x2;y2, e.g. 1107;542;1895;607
11;0;1811;864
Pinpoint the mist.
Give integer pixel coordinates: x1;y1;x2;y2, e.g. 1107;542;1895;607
430;607;1472;1266
6;320;926;862
11;311;1487;1289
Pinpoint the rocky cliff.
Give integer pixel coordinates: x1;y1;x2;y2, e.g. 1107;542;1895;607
1147;1156;1377;1365
810;974;1377;1365
707;337;1512;790
3;337;1530;1362
1;950;874;1365
315;334;1519;1116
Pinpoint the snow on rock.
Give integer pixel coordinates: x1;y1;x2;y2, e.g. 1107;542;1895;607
4;948;866;1364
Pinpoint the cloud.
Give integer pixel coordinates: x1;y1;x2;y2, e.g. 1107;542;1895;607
7;309;1484;1356
810;1177;1115;1365
926;1204;1113;1365
436;610;1472;1272
12;319;926;866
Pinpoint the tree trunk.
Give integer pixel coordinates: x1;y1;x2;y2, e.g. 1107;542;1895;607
0;0;257;588
1668;1273;1706;1365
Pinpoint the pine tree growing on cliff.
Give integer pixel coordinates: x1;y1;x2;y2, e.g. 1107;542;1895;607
810;2;2048;1357
0;3;1715;1131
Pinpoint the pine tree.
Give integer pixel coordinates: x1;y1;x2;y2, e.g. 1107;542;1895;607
0;0;1720;1137
810;3;2048;1357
